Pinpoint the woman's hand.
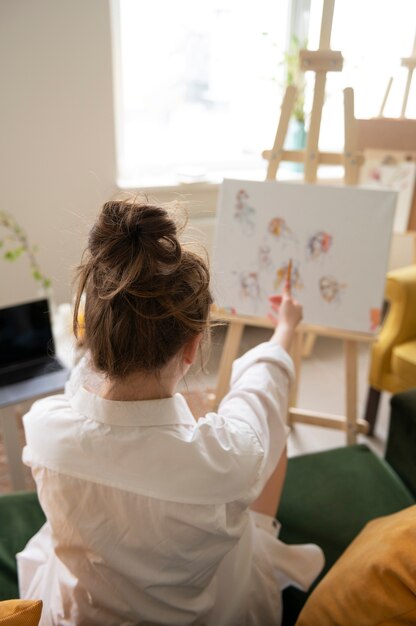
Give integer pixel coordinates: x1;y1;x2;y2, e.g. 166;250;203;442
268;293;303;351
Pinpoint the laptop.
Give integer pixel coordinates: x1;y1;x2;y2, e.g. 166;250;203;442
0;299;70;407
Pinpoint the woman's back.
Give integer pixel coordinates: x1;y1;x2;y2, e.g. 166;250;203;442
17;198;323;625
19;361;267;625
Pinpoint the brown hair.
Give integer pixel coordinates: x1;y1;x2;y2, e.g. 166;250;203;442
73;198;212;379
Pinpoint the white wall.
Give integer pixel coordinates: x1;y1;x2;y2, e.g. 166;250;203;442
0;0;117;306
129;183;219;258
0;0;220;308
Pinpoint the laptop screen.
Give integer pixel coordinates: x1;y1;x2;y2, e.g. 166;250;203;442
0;299;56;370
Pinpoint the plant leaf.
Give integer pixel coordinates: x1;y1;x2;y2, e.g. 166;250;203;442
32;269;42;281
4;247;24;261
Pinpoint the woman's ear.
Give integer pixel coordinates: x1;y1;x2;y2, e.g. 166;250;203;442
183;334;202;366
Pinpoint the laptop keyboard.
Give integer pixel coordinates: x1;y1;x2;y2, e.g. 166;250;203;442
0;359;63;387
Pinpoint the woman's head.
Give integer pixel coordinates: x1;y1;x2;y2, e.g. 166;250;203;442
73;198;212;379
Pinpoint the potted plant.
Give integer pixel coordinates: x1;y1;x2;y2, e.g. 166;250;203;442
283;35;307;171
0;210;51;293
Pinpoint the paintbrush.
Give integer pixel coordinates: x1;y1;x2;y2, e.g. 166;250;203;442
285;259;293;296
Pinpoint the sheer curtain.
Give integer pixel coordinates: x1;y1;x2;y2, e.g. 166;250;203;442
113;0;290;187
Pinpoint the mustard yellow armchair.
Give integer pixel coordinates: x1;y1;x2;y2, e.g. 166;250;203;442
365;264;416;435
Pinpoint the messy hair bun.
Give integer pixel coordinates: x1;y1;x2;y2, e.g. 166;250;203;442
73;198;212;378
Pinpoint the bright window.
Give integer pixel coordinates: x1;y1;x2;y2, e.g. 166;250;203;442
114;1;415;187
307;0;416;154
113;0;291;187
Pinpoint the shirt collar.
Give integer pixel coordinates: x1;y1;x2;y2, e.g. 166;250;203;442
70;386;196;427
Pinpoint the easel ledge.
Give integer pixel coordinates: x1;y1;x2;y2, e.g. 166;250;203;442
211;310;375;341
211;310;373;445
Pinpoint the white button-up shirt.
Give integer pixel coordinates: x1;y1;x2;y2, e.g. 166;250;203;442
18;342;323;626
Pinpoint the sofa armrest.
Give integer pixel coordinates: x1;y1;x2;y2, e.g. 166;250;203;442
370;265;416;387
385;389;416;498
0;492;45;600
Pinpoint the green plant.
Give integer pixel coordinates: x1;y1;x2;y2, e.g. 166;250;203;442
0;210;51;289
283;35;307;124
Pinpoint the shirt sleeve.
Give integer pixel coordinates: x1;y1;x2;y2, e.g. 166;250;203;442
217;341;294;502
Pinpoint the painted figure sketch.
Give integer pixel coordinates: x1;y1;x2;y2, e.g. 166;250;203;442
258;243;273;271
275;262;303;294
359;152;416;233
307;231;333;260
240;271;261;302
234;189;256;235
319;276;347;303
235;270;265;313
267;217;297;244
213;179;396;333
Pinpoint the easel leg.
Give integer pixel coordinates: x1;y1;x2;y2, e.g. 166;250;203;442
343;87;359;185
401;67;414;118
304;72;327;183
266;85;296;181
345;340;358;445
302;332;316;358
214;322;244;408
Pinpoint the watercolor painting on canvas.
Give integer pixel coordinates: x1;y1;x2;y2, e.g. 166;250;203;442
212;180;396;333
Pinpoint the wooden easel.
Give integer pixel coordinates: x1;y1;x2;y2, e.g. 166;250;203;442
363;30;416;258
379;31;416;118
262;0;360;362
213;0;370;445
262;2;361;185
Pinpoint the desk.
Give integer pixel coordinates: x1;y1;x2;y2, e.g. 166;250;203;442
0;369;69;491
213;313;374;445
0;303;76;491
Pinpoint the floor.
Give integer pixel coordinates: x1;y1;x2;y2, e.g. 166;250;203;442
0;326;390;492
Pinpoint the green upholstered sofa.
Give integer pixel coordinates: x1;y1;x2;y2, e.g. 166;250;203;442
280;388;416;625
1;389;416;626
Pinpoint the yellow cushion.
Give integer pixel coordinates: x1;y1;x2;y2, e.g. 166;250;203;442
296;506;416;626
0;601;42;626
392;340;416;386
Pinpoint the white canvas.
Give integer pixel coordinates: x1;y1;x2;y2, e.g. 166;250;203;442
212;179;396;334
359;152;416;233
